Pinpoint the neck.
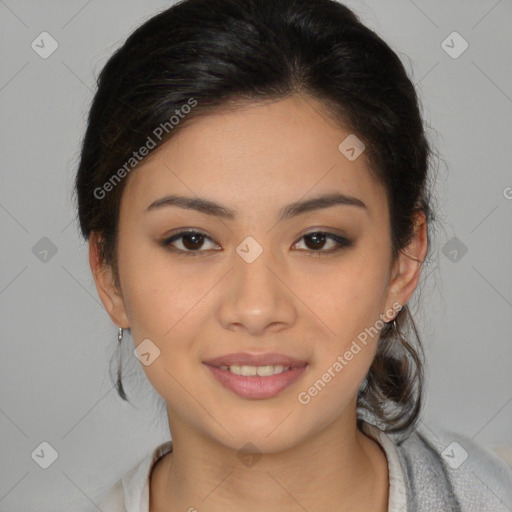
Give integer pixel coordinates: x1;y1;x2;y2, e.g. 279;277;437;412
150;406;389;512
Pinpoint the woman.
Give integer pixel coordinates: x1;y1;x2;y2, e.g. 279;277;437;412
74;0;512;510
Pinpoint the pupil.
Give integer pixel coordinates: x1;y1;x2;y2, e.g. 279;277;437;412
183;233;204;250
307;233;325;250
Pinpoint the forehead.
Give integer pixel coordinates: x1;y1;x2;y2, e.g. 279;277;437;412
121;95;387;221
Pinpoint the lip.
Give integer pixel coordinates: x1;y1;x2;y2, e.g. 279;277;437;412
204;363;308;399
203;352;308;368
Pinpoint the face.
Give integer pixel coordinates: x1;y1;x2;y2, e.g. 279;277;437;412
92;94;424;453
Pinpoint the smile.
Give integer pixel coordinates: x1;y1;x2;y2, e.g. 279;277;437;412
204;362;308;399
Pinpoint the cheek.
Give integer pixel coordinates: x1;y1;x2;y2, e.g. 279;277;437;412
304;256;389;339
116;240;213;380
299;247;391;398
117;234;206;338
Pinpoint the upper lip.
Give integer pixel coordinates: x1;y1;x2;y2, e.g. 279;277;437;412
203;352;308;368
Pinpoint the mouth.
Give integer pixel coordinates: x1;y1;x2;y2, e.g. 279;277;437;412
202;353;309;399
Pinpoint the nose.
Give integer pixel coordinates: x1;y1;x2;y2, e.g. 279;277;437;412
217;250;297;337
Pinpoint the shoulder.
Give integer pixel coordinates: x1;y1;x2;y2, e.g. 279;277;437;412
98;479;125;512
392;422;512;511
97;440;174;512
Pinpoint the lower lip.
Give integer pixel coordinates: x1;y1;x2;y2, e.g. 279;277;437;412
203;363;308;399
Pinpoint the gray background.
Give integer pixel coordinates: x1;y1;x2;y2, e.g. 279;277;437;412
1;0;511;510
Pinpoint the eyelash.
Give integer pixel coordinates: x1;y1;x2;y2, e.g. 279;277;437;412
160;230;353;257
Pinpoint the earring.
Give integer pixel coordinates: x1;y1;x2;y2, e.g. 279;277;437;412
392;318;401;338
115;326;128;400
391;318;409;349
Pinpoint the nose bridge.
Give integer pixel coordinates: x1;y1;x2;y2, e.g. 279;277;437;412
219;240;295;334
234;240;283;306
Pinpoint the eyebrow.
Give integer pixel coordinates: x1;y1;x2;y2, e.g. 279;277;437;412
145;192;367;221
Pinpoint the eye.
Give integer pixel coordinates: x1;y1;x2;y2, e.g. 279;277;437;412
293;231;352;256
161;230;220;255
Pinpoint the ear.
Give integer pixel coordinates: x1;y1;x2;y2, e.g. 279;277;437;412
89;232;130;328
384;210;428;320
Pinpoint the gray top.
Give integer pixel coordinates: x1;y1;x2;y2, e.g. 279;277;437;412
381;421;512;511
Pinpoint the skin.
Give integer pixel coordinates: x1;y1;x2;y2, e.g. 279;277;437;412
90;93;428;512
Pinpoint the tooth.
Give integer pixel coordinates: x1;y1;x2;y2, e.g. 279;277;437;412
220;365;229;370
272;365;284;374
229;365;242;375
241;365;257;376
256;365;274;376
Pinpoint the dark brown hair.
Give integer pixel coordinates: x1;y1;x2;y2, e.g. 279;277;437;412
73;0;436;435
